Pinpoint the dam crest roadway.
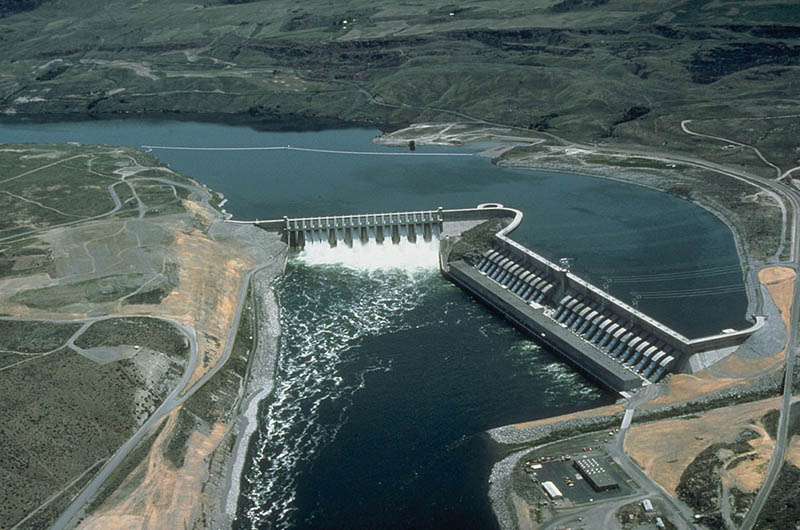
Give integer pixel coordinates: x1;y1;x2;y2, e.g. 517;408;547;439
228;203;763;395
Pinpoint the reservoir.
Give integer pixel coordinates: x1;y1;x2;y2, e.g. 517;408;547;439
0;120;750;528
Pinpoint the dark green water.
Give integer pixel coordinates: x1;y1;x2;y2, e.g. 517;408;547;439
0;121;750;528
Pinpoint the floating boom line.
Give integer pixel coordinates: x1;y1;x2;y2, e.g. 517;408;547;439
141;145;474;156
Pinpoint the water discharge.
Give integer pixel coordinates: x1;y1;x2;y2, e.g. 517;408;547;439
239;247;443;528
297;236;441;271
237;234;609;529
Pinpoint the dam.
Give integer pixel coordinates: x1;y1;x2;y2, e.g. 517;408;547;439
235;204;763;394
283;209;443;249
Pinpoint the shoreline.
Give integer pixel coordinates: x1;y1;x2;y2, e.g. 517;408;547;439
0;111;394;135
383;127;777;530
9;118;769;528
212;254;287;528
498;158;765;320
385;125;765;325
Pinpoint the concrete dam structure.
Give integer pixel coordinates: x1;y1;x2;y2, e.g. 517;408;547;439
283;209;442;249
233;204;763;394
440;204;764;393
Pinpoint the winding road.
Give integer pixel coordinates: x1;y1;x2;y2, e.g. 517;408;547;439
675;119;800;530
4;97;799;529
0;153;255;530
42;174;265;529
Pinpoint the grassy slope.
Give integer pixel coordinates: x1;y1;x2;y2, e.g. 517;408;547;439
0;144;200;528
1;0;798;176
0;347;183;529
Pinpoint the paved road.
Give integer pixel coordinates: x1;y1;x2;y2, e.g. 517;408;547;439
681;120;782;179
48;252;279;529
363;87;800;527
540;407;697;530
0;157;233;529
611;420;697;528
0;312;200;530
0;169;217;245
47;317;198;530
675;119;800;530
739;234;799;530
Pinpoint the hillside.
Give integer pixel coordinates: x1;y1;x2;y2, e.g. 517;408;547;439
0;0;798;177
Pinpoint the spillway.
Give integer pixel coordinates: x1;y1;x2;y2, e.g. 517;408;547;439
284;209;442;251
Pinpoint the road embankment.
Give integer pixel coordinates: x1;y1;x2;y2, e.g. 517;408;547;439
208;239;288;529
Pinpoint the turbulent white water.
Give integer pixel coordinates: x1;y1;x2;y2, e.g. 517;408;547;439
239;241;442;528
296;236;441;271
237;237;608;529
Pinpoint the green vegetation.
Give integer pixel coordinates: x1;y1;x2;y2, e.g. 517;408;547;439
762;409;780;439
16;460;104;530
761;402;800;440
0;238;53;278
135;181;188;217
583;155;690;171
0;0;47;18
86;420;166;513
184;285;255;425
0;148;115;233
0;350;24;368
0;144;196;241
0;349;156;528
0;319;81;352
11;272;153;309
163;408;199;468
74;317;189;360
676;429;764;530
447;217;513;263
0;0;797;183
0;144;221;526
755;462;800;530
124;262;180;305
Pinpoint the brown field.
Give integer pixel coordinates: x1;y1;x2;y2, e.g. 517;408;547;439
758;266;796;343
130;224;258;388
625;397;780;496
640;266;795;408
78;408;227;530
638;371;748;410
76;213;265;526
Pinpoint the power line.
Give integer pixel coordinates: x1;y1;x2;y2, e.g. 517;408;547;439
606;265;742;283
636;284;744;299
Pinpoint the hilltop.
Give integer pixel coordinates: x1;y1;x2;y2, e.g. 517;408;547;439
0;0;799;178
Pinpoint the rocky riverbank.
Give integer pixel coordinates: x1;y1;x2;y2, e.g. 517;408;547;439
192;224;288;530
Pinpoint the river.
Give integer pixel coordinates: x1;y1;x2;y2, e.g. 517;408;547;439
0;120;750;529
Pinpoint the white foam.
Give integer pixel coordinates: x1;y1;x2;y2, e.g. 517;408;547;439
239;265;438;528
296;237;440;271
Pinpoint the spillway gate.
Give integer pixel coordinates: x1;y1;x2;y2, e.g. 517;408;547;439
285;209;443;248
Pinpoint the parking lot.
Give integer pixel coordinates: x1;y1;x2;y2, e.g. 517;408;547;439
523;450;634;506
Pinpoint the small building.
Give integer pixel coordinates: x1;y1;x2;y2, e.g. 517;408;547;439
655;517;665;529
541;481;563;499
573;457;619;492
642;499;654;512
